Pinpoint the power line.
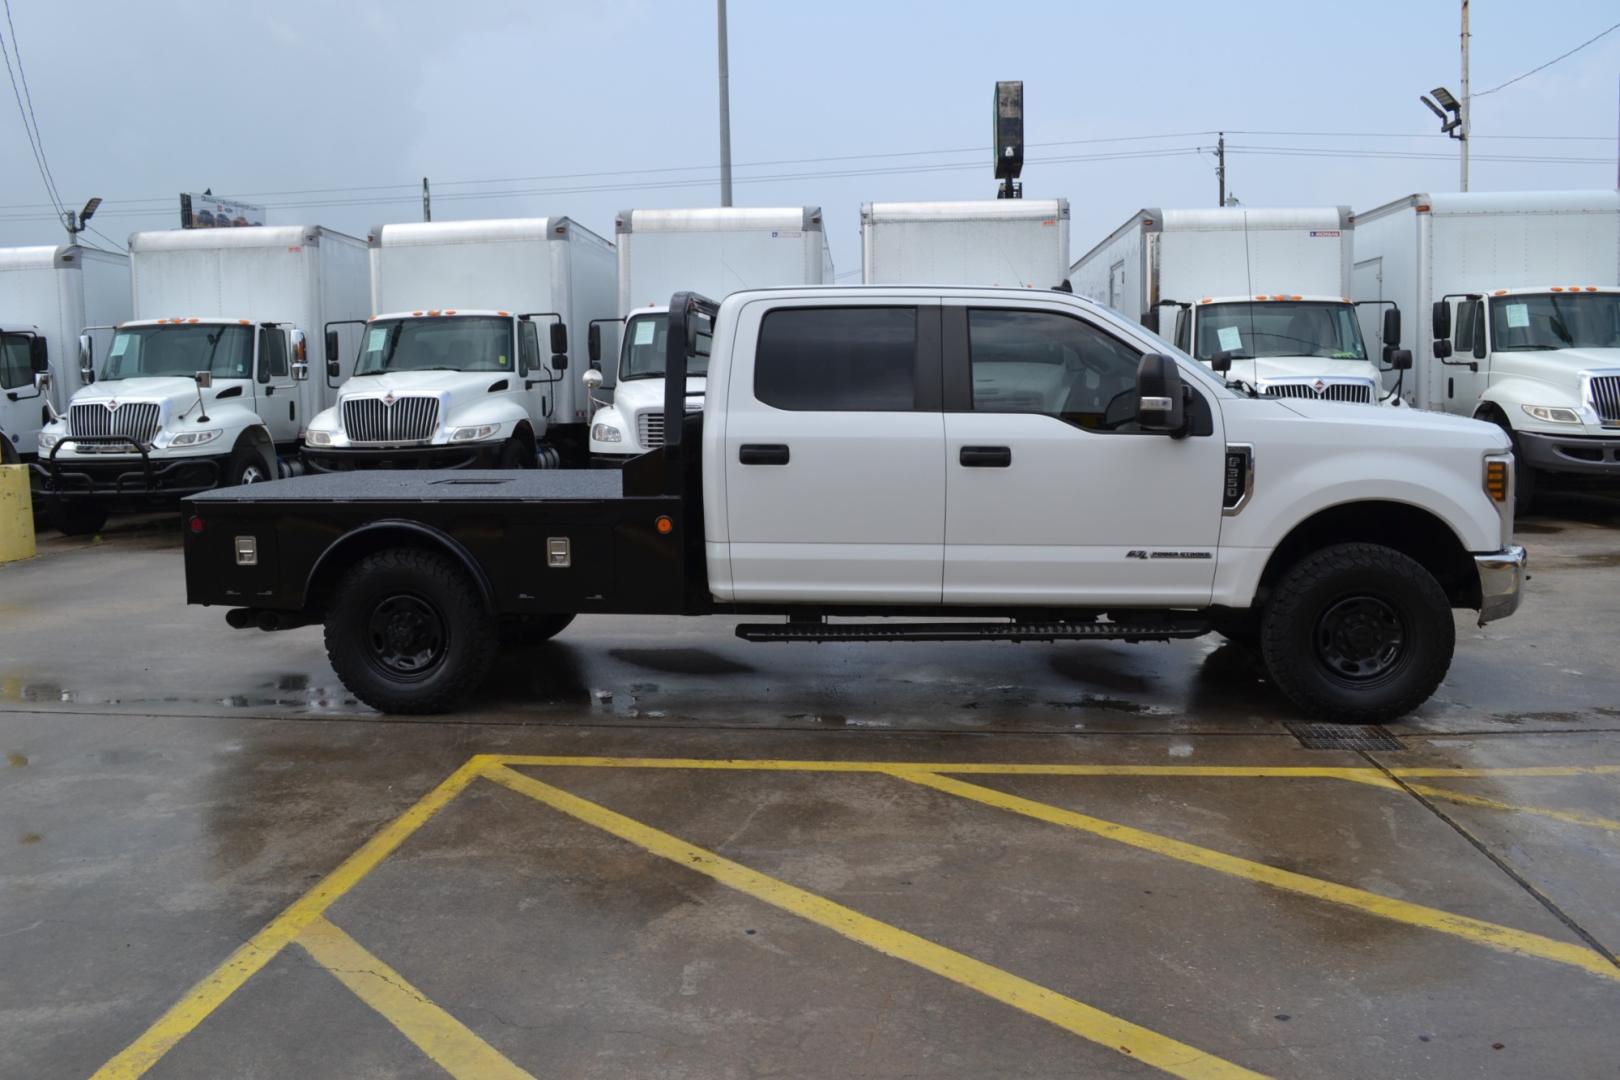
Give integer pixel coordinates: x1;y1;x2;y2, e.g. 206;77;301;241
2;0;62;211
0;11;61;219
86;225;126;253
1473;19;1620;97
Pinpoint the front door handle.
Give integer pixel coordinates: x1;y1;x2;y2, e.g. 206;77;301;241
739;443;790;465
959;445;1011;468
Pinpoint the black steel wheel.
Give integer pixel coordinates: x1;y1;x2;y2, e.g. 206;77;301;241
1260;542;1453;723
225;443;272;487
325;547;497;714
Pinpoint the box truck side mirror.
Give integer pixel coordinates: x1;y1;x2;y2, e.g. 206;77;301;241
1434;339;1454;359
78;333;95;384
549;323;568;356
1382;307;1401;346
1391;349;1413;371
582;368;603;391
587;323;601;368
324;328;340;379
1431;301;1451;340
29;335;48;374
291;330;309;380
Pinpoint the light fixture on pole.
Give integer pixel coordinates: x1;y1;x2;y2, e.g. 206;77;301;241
1421;85;1468;190
63;197;103;239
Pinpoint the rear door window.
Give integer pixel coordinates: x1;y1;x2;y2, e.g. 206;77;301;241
754;307;917;411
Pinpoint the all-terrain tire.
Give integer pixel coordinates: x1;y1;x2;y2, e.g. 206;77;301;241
1260;542;1454;724
324;547;498;714
498;612;576;647
47;500;109;536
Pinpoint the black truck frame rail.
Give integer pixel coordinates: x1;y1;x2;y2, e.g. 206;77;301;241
32;436;222;499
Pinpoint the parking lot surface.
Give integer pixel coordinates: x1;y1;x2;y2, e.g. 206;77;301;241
3;496;1619;1078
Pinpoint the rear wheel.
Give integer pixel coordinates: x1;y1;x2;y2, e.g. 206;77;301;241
324;548;497;714
1260;542;1454;724
46;500;108;536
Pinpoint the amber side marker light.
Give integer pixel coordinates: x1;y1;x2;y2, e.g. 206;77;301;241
1485;461;1509;503
655;515;674;535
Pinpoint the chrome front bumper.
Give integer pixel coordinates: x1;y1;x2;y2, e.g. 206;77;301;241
1475;545;1527;626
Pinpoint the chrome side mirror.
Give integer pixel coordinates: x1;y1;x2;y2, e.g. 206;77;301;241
193;371;213;389
78;333;95;384
582;368;603;391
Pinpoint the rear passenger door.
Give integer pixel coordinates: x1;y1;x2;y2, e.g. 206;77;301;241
722;300;944;603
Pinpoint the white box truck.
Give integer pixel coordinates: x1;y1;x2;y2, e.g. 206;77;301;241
585;207;833;461
33;226;368;534
860;199;1070;288
1070;207;1405;406
1351;190;1620;508
305;217;615;470
0;244;129;465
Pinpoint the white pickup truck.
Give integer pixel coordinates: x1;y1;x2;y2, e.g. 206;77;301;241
182;287;1526;722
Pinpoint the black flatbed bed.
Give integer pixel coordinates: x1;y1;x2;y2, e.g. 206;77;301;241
190;469;625;504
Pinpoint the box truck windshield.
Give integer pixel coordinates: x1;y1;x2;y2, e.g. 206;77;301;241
1194;302;1367;362
354;316;512;375
102;324;253;381
619;312;710;380
1491;293;1620;351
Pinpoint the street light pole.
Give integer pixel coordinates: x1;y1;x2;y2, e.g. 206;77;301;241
717;0;733;207
1460;0;1470;191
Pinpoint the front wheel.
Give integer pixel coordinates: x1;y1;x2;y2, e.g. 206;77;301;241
1260;543;1454;724
224;444;273;487
324;548;498;714
47;500;109;536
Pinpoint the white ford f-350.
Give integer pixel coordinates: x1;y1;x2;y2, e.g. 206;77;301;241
183;287;1526;722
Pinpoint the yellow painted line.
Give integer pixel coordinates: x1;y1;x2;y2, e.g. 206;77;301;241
894;769;1620;984
91;755;492;1079
296;916;534;1080
1398;780;1620;834
1390;765;1620;778
494;754;1393;780
482;763;1268;1080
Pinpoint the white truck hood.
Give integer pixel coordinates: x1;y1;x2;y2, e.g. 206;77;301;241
74;376;209;411
1274;396;1507;445
340;370;510;398
1494;346;1620;375
1224;355;1378;385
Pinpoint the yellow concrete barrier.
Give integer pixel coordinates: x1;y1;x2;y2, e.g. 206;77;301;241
0;464;36;563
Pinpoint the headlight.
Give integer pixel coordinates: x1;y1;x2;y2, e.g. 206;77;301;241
1522;404;1582;424
447;424;500;442
37;431;60;451
169;429;222;447
591;422;622;443
306;429;333;446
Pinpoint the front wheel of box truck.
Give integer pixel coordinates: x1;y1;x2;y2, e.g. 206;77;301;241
325;547;497;714
1260;542;1453;724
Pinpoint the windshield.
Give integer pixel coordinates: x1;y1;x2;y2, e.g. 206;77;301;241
619;313;710;380
1193;302;1367;362
353;316;514;375
100;324;253;381
1490;293;1620;351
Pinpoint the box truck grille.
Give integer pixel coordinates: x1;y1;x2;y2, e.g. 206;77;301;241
69;402;162;448
1263;381;1374;404
343;397;440;444
1588;376;1620;423
637;410;665;448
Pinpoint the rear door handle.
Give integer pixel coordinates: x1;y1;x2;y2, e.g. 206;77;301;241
739;444;790;465
959;446;1011;468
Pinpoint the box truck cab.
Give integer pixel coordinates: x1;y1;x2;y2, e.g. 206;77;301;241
1167;293;1404;405
0;244;131;462
586;207;831;461
305;308;571;469
308;218;615;471
1072;208;1404;406
33;227;367;534
1352;191;1620;508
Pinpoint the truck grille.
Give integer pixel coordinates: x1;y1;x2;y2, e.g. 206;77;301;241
69;401;162;448
1588;375;1620;423
1263;381;1374;404
637;409;665;448
342;397;440;444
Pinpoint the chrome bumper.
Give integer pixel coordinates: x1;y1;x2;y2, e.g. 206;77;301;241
1475;545;1527;626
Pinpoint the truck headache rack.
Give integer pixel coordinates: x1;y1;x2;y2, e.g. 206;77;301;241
735;618;1210;644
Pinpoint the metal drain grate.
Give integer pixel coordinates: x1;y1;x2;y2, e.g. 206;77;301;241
1285;722;1404;751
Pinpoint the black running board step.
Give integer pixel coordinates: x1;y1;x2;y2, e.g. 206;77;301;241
736;620;1210;643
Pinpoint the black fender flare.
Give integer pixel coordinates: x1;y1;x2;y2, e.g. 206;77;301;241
302;519;497;615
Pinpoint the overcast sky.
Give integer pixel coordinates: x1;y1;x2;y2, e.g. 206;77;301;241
1;0;1616;277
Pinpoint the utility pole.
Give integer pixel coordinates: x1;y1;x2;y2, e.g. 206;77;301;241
1459;0;1470;191
1216;132;1226;207
422;178;431;222
717;0;733;207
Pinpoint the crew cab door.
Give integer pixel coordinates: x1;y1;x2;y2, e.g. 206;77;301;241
0;331;44;457
722;299;944;603
941;300;1225;605
256;326;299;444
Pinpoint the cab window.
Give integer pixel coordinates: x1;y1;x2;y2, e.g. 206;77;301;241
755;306;917;411
519;321;539;377
259;328;288;382
966;308;1143;431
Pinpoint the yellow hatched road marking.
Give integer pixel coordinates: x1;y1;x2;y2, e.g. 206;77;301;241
90;756;492;1080
296;916;534;1080
893;769;1620;984
482;763;1269;1080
